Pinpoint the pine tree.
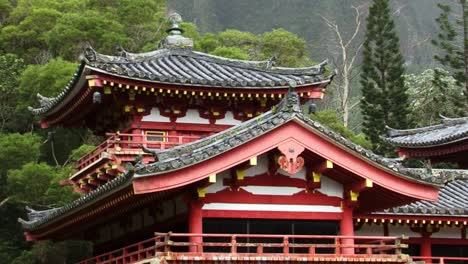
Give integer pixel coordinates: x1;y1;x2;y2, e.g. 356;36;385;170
432;0;468;111
360;0;410;154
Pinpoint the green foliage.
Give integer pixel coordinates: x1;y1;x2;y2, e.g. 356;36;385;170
0;54;26;132
211;46;250;60
0;0;12;23
68;144;96;164
47;11;129;60
0;133;42;262
197;32;218;53
0;7;62;62
432;0;467;94
217;29;259;55
0;133;41;176
11;240;92;264
1;0;167;62
193;27;313;67
360;0;411;154
18;58;76;110
7;162;77;207
260;28;311;67
404;68;466;126
311;110;372;149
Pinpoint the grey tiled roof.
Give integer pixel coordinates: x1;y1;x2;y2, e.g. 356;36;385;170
385;117;468;147
84;46;329;88
28;62;85;115
381;169;468;216
28;45;331;116
18;167;134;231
136;88;444;187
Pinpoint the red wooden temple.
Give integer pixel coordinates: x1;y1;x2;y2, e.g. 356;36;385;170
20;14;468;264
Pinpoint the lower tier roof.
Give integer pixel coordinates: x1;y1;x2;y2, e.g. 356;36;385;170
385;116;468;148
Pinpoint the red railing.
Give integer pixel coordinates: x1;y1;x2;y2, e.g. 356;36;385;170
77;232;410;264
75;133;201;171
412;256;468;264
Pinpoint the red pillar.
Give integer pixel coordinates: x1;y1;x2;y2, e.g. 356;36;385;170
340;205;355;255
189;201;203;252
420;232;432;264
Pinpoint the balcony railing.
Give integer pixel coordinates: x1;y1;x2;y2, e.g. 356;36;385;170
75;133;202;171
77;232;413;264
412;256;468;264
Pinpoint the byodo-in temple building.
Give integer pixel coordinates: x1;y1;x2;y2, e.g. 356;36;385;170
20;14;467;264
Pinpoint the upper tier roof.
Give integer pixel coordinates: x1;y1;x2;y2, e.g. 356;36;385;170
28;47;331;117
385;116;468;148
85;46;329;88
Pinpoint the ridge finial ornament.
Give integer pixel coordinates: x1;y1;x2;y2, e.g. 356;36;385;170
168;12;182;25
163;12;193;48
82;44;97;62
166;12;183;36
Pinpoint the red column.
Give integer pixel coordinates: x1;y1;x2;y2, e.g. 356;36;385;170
420;232;432;264
188;201;203;252
340;205;355;255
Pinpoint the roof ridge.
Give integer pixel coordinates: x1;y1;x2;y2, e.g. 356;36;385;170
386;117;468;138
82;45;328;76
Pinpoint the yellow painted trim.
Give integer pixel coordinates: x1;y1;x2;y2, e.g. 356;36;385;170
312;172;321;183
197;187;206;198
350;190;359;201
326;160;333;169
209;174;216;183
88;79;95;87
365;179;373;188
236;169;246;180
145;131;167;142
104;86;112;94
249;156;257;166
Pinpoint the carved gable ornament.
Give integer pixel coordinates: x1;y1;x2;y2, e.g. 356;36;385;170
277;140;305;174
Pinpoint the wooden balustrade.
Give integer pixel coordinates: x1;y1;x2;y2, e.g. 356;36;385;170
75;133;201;171
77;232;417;264
412;256;468;264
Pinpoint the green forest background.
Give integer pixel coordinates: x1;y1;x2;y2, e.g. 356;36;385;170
0;0;466;263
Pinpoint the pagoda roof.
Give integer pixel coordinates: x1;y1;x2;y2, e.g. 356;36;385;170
28;46;330;116
385;116;468;148
134;91;443;186
380;169;468;216
18;168;134;231
20;89;445;233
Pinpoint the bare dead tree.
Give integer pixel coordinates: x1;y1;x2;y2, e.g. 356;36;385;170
320;5;367;127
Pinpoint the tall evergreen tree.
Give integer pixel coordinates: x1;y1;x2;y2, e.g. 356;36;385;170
432;0;468;110
360;0;410;154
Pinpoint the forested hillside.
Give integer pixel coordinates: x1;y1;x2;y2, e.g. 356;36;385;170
169;0;447;71
0;0;466;263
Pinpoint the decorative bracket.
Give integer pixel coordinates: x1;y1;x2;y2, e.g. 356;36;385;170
277;140;305;174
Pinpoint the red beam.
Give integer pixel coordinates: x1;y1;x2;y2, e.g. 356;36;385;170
202;210;342;220
203;188;341;206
